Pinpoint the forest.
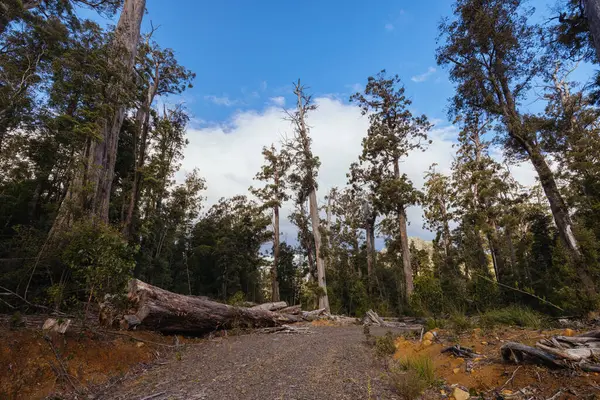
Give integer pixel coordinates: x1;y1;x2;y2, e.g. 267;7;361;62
1;0;600;325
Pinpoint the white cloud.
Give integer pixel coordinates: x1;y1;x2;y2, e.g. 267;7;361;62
385;23;395;32
411;67;437;83
204;95;238;107
269;96;285;107
181;97;537;242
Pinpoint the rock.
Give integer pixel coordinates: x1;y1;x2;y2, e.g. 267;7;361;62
481;341;488;345
564;328;575;337
423;331;435;341
42;318;71;334
136;341;145;348
453;367;460;374
422;339;432;347
451;387;470;400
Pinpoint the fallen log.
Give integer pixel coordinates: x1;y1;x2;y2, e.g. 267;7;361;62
251;301;288;311
104;280;300;334
279;305;302;315
301;308;326;321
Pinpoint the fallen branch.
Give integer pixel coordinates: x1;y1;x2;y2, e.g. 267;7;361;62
260;324;311;334
442;344;482;359
500;366;521;390
44;335;80;392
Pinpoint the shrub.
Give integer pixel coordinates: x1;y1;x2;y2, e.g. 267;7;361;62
448;313;473;334
375;331;396;356
61;220;136;304
411;275;444;316
389;355;435;399
389;369;427;400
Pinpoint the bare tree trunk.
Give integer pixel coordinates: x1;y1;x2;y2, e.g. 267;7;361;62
398;208;413;299
51;0;146;232
123;62;160;236
527;146;580;257
272;205;281;302
585;0;600;62
393;158;413;299
308;187;329;312
365;213;376;291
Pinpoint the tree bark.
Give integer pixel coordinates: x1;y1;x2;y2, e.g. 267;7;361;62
365;213;376;290
102;280;300;334
308;187;330;311
398;208;413;298
272;205;281;302
122;74;158;236
51;0;145;231
527;145;580;257
585;0;600;62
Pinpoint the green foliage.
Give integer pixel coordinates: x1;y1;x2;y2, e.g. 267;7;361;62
227;291;246;306
10;312;24;328
375;331;396;357
411;275;444;316
389;356;435;399
448;313;473;335
479;306;544;330
61;220;136;302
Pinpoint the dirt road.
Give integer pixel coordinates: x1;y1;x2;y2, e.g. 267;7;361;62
97;325;399;400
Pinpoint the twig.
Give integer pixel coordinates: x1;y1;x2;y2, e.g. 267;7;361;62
475;274;564;311
546;390;562;400
44;335;80;392
98;329;181;348
500;366;521;390
0;285;69;315
139;392;166;400
419;327;424;342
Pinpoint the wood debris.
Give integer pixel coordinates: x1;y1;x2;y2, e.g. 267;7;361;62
501;329;600;372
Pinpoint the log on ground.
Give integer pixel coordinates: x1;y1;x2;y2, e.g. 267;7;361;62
108;280;301;334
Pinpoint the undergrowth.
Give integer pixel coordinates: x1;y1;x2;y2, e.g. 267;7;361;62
389;355;435;400
375;331;396;356
479;306;545;329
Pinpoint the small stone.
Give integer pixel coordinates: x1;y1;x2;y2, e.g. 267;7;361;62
564;328;575;337
423;331;435;341
451;387;470;400
136;342;145;348
453;367;460;374
481;341;488;345
422;339;432;347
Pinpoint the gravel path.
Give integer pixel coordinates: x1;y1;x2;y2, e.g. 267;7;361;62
97;325;400;400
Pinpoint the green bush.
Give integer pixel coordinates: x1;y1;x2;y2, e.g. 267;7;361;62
479;306;544;329
389;355;435;399
61;220;136;304
375;331;397;356
448;313;473;334
411;275;444;316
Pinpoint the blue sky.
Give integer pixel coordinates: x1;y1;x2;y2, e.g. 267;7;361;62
121;0;456;124
82;0;592;242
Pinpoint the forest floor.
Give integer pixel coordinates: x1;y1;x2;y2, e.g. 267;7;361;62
2;315;600;399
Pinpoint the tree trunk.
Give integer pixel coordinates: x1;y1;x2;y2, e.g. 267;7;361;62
122;60;160;236
365;213;376;290
308;187;330;312
398;208;413;299
585;0;600;62
527;146;580;257
272;205;281;302
102;280;300;334
51;0;145;231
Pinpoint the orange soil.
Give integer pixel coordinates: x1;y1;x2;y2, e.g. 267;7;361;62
0;323;188;400
393;327;600;399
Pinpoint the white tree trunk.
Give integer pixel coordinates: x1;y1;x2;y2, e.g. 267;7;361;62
309;188;330;311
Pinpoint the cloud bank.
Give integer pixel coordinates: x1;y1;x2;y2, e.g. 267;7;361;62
181;97;536;242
